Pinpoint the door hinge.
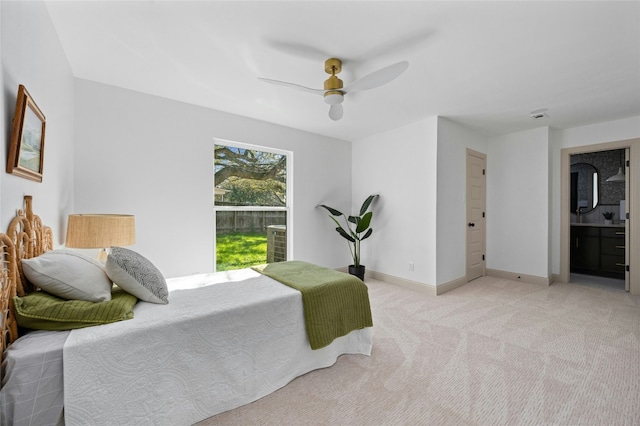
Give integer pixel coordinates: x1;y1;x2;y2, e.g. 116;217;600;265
482;254;485;261
627;212;630;220
482;212;485;218
627;265;630;272
626;160;630;167
483;169;486;175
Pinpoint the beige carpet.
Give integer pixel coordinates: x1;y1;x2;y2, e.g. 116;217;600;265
198;276;640;425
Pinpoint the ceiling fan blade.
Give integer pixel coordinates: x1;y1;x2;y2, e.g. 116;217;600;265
258;77;324;95
343;61;409;94
328;104;343;121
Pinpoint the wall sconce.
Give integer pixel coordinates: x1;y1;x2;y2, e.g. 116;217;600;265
606;150;626;182
606;167;625;182
65;214;135;261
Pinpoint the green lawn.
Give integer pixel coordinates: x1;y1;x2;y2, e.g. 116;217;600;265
216;232;267;271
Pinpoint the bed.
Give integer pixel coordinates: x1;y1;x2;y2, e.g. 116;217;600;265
1;196;373;425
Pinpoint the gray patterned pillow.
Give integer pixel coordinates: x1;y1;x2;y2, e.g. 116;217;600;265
105;247;168;304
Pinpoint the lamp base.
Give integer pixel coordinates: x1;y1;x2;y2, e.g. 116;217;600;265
96;248;109;263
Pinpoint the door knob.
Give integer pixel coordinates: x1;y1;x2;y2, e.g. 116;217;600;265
468;222;475;227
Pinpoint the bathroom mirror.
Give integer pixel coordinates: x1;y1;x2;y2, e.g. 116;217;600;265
570;162;599;214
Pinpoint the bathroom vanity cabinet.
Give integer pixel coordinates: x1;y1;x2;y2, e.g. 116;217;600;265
571;224;625;279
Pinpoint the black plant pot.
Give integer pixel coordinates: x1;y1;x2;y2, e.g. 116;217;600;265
349;265;366;281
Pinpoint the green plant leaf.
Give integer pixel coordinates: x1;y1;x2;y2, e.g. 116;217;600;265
360;228;373;241
359;194;377;216
328;215;342;227
356;211;372;233
348;215;358;224
336;227;356;243
319;204;343;216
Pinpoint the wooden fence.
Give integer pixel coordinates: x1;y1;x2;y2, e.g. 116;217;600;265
215;210;286;234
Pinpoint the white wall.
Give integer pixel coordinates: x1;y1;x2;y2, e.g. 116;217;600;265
352;117;438;286
1;1;74;242
436;117;488;284
487;127;551;278
352;117;488;288
558;116;640;149
549;127;563;275
484;117;640;281
353;115;638;286
74;80;352;278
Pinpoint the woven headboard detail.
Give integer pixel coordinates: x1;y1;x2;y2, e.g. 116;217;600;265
1;196;53;362
1;234;19;361
6;196;53;295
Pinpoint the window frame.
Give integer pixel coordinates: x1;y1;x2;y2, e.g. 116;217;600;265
213;138;293;271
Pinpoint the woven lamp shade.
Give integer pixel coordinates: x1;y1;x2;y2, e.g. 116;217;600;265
66;214;135;248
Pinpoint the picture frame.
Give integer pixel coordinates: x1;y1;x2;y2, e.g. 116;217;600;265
7;85;46;182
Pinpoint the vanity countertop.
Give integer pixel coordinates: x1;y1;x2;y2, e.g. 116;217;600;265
571;223;625;228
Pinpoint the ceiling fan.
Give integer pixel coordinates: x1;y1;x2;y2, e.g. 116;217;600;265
258;58;409;121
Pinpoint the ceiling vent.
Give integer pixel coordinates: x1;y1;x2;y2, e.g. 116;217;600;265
530;108;549;119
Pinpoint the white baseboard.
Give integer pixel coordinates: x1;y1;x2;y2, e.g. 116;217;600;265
338;266;551;293
436;276;468;295
336;267;468;296
486;268;551;286
367;270;437;295
550;273;564;284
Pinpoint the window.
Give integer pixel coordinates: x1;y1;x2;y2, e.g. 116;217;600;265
214;141;290;271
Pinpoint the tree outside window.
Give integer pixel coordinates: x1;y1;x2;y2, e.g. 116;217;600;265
214;143;288;271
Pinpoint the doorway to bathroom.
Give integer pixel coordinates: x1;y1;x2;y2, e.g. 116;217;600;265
569;148;628;291
560;138;639;295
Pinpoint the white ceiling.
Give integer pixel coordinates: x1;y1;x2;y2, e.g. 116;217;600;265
44;1;640;141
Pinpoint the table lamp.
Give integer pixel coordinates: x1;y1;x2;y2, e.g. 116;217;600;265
65;214;135;261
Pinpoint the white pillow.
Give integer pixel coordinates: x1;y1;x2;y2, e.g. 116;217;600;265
105;247;168;304
22;249;113;302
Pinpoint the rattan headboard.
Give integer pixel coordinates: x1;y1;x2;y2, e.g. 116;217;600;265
1;196;53;360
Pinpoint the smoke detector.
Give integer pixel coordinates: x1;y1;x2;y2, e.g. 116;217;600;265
530;108;549;119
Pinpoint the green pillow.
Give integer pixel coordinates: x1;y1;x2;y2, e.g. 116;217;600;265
13;289;138;331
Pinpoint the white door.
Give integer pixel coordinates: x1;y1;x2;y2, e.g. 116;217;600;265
466;149;486;281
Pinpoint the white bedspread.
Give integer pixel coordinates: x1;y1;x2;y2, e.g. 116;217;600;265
1;330;69;426
63;268;372;425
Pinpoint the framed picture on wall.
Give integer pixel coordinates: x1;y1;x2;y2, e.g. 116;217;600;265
7;84;46;182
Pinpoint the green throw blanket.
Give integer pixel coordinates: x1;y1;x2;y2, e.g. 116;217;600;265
253;261;373;350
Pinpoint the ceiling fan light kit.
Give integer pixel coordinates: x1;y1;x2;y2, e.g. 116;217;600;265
258;56;409;121
323;59;344;105
328;104;344;121
324;93;344;105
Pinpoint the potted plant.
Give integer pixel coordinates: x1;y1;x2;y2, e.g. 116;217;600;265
318;194;378;281
603;211;614;225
